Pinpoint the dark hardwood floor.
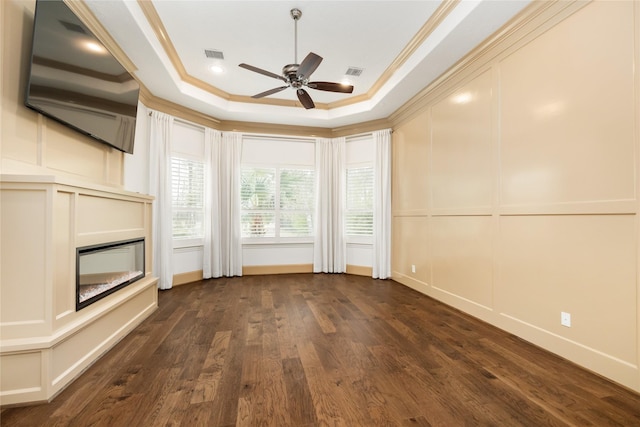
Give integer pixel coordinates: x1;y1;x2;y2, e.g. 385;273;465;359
2;274;640;426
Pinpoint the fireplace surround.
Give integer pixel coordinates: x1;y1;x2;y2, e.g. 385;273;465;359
1;175;158;406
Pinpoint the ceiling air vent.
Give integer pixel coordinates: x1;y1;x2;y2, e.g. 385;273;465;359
204;49;224;60
59;20;87;34
345;67;363;77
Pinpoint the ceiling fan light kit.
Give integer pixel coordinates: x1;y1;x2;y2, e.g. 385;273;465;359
239;8;354;109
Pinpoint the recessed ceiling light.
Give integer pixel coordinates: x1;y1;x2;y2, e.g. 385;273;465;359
210;65;224;74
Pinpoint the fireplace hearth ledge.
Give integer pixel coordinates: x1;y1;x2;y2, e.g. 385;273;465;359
0;276;157;353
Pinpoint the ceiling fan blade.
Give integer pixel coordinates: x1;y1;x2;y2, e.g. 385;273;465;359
296;52;323;79
239;63;287;82
308;81;354;94
251;86;289;99
296;88;315;109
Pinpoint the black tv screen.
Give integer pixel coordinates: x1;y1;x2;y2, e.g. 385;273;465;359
25;0;139;154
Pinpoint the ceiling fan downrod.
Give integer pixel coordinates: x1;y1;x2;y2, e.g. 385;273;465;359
291;8;302;65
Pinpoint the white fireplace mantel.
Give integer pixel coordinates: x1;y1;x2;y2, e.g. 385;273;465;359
0;174;158;406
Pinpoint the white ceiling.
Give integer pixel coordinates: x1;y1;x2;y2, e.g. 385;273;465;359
84;0;531;129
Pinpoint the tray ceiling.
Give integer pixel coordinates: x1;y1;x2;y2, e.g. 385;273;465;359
84;0;531;128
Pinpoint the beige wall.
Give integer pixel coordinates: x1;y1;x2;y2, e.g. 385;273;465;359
392;0;640;392
1;0;124;186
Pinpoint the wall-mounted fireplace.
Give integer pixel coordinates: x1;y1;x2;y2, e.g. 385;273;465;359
76;238;145;310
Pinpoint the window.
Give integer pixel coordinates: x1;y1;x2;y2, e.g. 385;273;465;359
241;167;314;240
171;156;205;240
345;166;373;236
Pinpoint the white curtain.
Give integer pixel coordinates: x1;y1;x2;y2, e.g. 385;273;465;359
203;130;243;278
148;111;174;289
203;128;222;278
314;137;346;273
373;129;392;279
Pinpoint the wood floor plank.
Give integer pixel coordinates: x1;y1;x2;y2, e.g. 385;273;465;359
260;359;291;427
149;390;189;426
237;343;263;425
3;274;640;427
353;375;401;426
190;330;232;404
273;296;299;360
305;298;338;334
282;357;317;426
301;365;348;427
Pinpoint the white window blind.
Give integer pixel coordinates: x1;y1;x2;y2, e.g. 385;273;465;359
346;166;374;236
171;156;205;239
280;168;314;237
241;168;276;237
241;167;314;239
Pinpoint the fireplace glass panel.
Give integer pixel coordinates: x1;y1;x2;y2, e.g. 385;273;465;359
76;238;144;310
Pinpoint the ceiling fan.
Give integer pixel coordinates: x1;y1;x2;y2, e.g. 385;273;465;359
239;8;354;110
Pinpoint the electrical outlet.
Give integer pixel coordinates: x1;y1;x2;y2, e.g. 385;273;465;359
411;264;416;274
561;311;571;327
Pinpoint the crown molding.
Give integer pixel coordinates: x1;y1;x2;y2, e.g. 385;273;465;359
331;119;393;138
140;87;390;138
219;121;332;138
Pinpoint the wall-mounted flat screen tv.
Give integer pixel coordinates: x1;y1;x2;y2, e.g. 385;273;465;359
25;0;140;154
